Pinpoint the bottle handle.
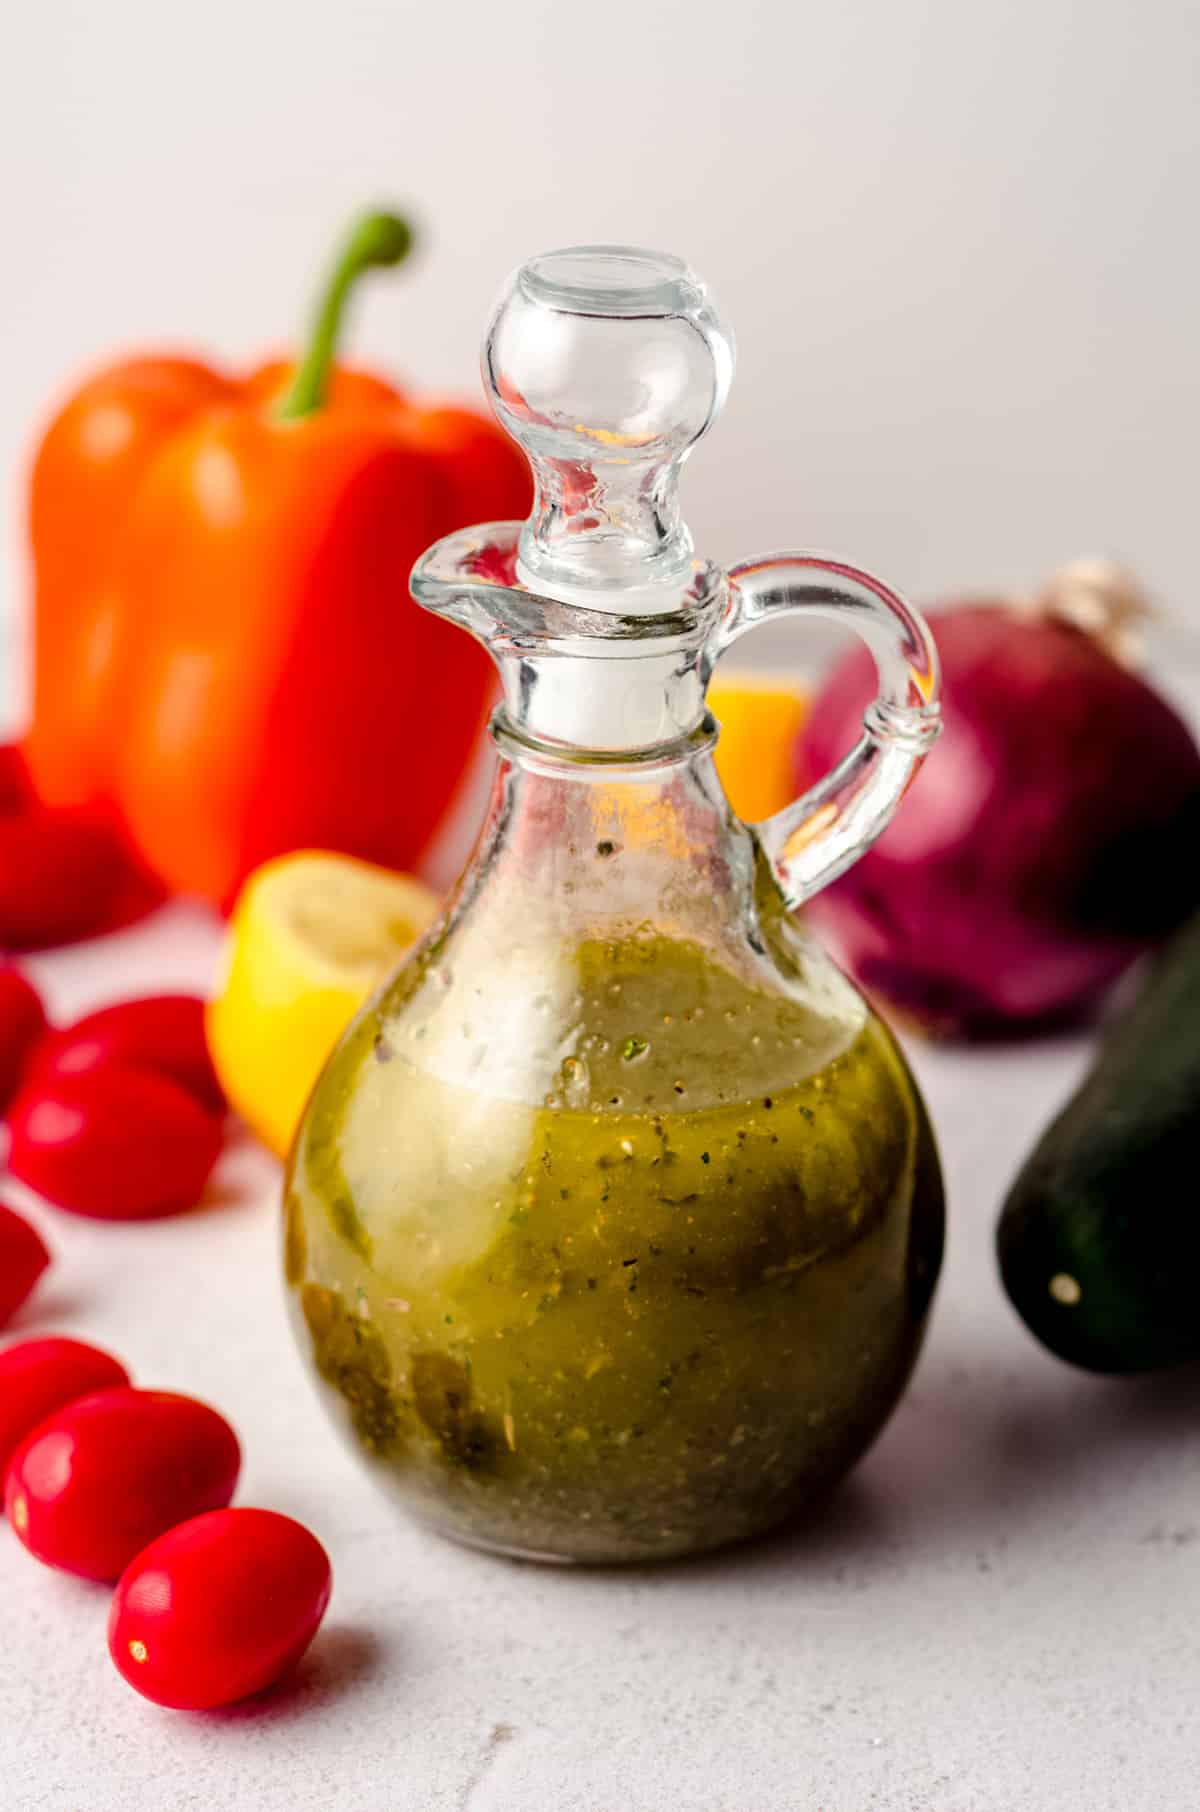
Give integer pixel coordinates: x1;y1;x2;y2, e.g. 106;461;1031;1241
712;553;941;908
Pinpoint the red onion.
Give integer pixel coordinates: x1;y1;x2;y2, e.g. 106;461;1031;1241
797;562;1200;1035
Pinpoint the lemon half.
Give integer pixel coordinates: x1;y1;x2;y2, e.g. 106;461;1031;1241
206;850;440;1158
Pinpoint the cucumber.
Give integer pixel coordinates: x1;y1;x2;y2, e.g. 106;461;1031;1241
997;912;1200;1373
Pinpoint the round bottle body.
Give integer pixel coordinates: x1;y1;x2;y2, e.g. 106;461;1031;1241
284;923;943;1564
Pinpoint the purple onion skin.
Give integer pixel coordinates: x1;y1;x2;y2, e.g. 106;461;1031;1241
797;603;1200;1037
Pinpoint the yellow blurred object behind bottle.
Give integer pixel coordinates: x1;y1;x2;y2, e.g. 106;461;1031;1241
709;671;810;822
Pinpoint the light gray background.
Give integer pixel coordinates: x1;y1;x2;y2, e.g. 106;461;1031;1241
4;0;1200;713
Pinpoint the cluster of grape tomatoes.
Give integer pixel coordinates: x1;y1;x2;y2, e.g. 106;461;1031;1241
0;953;331;1711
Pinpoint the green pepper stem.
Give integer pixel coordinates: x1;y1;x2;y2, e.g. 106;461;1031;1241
276;209;414;420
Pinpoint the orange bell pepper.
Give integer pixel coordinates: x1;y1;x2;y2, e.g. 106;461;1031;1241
25;210;530;905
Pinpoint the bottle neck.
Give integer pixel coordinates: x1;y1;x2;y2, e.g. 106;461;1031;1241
409;523;726;756
493;643;711;754
491;706;719;774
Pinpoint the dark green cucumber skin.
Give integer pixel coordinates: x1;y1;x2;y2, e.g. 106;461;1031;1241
997;913;1200;1373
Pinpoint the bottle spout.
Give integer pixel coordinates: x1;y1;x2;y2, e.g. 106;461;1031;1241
409;244;735;752
410;521;724;753
411;524;722;649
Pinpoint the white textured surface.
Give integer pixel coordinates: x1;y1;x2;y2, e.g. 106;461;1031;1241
2;900;1198;1812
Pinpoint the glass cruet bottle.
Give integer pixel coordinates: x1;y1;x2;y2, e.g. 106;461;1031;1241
283;246;945;1565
